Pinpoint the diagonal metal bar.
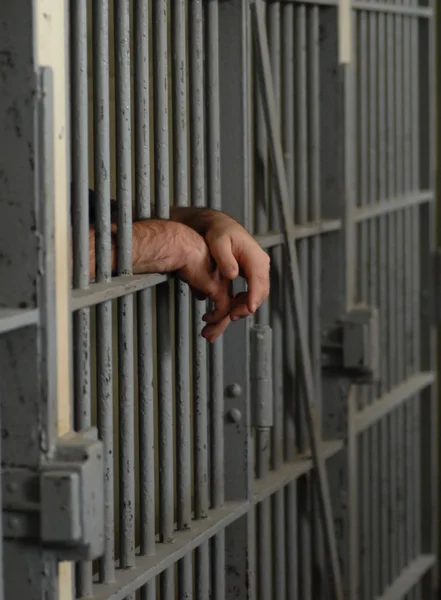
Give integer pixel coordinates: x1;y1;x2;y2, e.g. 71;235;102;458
249;2;344;598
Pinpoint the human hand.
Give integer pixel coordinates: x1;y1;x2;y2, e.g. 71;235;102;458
201;212;270;326
175;227;233;341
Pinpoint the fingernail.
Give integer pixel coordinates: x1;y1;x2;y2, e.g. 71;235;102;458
231;316;239;322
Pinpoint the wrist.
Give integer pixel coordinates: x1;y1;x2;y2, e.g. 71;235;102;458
132;219;203;274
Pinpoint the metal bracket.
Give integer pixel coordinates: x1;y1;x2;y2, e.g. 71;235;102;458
322;304;380;384
3;428;104;561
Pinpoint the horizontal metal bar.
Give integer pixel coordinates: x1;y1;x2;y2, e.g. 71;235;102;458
278;0;432;18
253;440;344;503
354;372;435;434
87;439;343;600
0;308;39;335
355;191;432;223
72;274;167;311
255;218;341;249
376;554;436;600
90;501;250;600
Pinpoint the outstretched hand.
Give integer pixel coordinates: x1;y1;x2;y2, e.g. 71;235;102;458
200;213;270;334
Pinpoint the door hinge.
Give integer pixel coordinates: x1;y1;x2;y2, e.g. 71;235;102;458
2;428;104;561
250;325;273;430
322;304;380;384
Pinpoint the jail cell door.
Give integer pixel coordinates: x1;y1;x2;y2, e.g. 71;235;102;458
220;1;437;600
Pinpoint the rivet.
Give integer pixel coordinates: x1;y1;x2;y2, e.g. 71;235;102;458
226;383;242;398
228;408;242;423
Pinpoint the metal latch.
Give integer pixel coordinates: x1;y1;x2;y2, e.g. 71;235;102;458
322;304;380;384
3;428;104;561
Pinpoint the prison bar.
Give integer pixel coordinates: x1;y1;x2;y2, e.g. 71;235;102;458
189;1;211;597
253;6;273;596
355;8;370;598
394;0;406;582
368;1;380;593
70;0;93;595
206;0;226;597
133;1;156;599
151;0;176;597
268;5;287;599
171;0;192;598
91;0;116;588
411;2;423;593
403;2;416;596
308;3;326;587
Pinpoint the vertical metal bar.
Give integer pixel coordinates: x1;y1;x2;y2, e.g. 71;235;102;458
295;7;311;599
285;482;298;600
190;3;210;597
254;0;270;328
134;2;156;599
411;9;422;592
254;9;271;598
255;322;271;600
386;8;398;587
402;6;414;600
348;388;359;600
394;1;406;581
93;0;115;584
153;1;175;598
114;2;135;588
402;7;416;596
281;0;296;467
368;8;380;598
357;9;370;600
219;1;256;597
377;7;390;592
268;6;285;600
172;1;192;597
206;1;226;598
70;0;92;594
308;5;326;594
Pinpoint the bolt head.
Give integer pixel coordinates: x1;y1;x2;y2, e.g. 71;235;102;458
228;408;242;423
226;383;242;398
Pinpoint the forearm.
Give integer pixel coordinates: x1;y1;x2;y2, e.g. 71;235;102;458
87;220;192;281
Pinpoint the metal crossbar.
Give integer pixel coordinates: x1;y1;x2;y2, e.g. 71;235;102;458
250;1;344;597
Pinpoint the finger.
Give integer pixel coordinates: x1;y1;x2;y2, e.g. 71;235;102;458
201;314;231;343
241;255;270;313
208;234;239;280
203;291;248;324
205;274;233;322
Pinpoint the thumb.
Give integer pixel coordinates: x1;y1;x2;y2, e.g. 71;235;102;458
208;234;239;280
